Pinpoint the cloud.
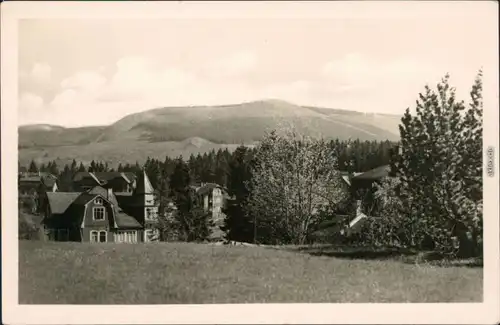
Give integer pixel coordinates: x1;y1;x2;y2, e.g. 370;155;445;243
322;53;434;87
101;56;197;103
19;92;44;112
30;62;52;85
60;70;107;92
50;89;79;108
18;92;46;125
204;51;258;78
317;53;454;113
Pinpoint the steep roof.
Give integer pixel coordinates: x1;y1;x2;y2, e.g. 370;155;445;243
115;212;142;228
41;175;58;188
46;192;81;214
87;186;109;198
86;186;124;213
73;172;137;185
19;173;57;184
45;186;143;229
71;192;102;206
93;172;137;183
351;165;391;181
19;176;41;183
134;170;155;194
73;172;105;185
195;183;227;196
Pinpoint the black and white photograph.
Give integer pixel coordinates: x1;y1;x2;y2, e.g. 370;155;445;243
2;1;499;324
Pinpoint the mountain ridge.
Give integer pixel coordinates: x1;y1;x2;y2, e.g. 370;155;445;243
18;99;402;167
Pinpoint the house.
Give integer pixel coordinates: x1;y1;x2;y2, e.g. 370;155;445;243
18;172;59;214
341;164;392;234
192;183;229;239
40;170;159;243
193;183;227;221
18;172;59;196
72;171;137;193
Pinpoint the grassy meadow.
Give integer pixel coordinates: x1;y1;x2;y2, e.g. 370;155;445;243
19;240;482;304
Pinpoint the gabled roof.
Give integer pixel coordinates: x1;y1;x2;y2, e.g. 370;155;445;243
46;192;81;214
41;175;58;188
134;170;155;194
86;186;123;212
45;185;143;229
341;175;351;186
195;183;227;196
93;172;137;183
115;212;142;228
71;192;102;206
73;172;105;185
73;172;137;184
87;186;109;198
19;172;58;185
351;165;391;181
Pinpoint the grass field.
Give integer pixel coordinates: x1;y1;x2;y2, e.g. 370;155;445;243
19;240;482;304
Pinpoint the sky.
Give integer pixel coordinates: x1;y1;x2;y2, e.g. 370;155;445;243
17;3;497;127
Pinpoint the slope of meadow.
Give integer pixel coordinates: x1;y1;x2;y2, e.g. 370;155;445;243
19;241;482;304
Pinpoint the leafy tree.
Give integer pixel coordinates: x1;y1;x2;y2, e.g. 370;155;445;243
247;127;348;245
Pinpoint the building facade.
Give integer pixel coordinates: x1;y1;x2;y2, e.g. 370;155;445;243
40;170;159;243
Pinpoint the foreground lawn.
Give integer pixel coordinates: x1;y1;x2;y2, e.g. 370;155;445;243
19;240;482;304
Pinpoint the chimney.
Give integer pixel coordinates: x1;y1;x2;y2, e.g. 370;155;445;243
107;187;113;199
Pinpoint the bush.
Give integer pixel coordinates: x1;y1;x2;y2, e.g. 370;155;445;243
19;212;41;240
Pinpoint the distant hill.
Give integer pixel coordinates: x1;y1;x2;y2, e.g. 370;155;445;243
18;125;106;148
18;99;401;167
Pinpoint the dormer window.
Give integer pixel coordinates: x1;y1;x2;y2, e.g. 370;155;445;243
95;197;103;205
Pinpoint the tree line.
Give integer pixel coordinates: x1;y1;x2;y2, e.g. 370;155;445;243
21;139;395;192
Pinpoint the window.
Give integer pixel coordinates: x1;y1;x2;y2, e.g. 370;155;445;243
94;197;103;205
99;231;107;243
145;208;156;220
114;231;137;243
91;230;107;243
93;207;105;220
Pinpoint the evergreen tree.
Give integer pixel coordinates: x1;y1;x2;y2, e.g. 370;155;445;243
28;160;38;173
89;160;97;172
48;160;59;175
59;164;74;191
390;72;483;256
70;159;78;173
77;162;86;172
222;146;254;243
